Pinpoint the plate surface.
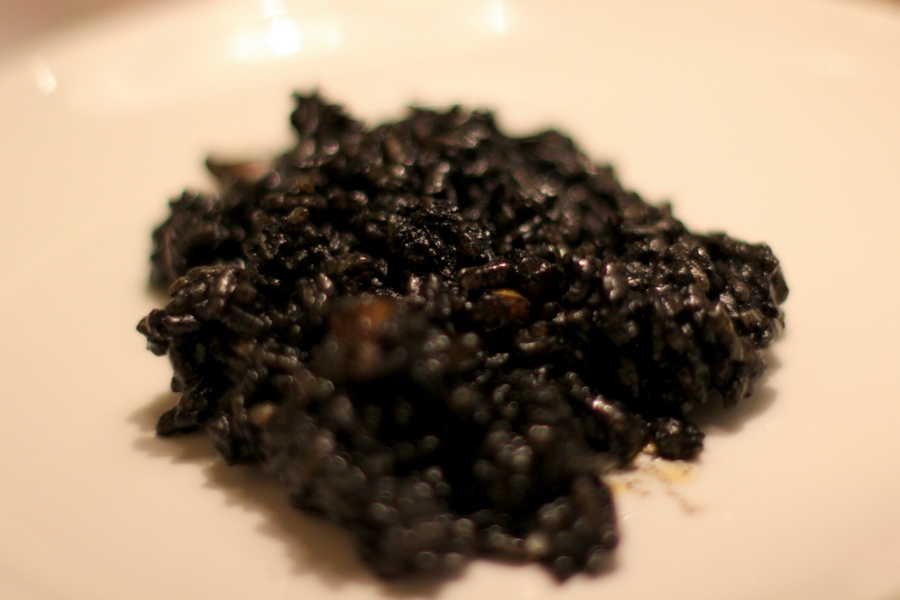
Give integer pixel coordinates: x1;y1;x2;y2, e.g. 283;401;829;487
1;1;899;599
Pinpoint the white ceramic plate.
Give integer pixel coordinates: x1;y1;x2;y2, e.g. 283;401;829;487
1;1;899;598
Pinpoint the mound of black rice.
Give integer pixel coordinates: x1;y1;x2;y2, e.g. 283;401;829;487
138;92;787;580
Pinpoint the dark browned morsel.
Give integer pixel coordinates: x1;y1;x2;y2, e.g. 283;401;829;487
138;93;788;580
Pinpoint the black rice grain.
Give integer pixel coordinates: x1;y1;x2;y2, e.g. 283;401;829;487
138;92;787;580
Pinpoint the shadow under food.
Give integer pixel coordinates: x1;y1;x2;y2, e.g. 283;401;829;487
129;393;474;597
690;347;783;435
127;342;784;592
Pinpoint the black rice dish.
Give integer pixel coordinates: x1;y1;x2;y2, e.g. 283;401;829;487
138;93;788;580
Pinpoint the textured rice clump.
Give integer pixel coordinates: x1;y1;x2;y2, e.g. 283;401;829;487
138;93;788;580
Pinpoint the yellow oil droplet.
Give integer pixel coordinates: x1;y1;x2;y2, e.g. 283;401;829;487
652;460;695;485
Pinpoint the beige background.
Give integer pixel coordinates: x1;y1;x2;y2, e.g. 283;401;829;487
0;0;154;54
2;0;899;57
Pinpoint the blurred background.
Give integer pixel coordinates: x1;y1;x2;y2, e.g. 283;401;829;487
2;0;899;57
0;0;156;54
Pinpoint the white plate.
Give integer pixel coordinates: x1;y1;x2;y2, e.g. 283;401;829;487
1;1;899;598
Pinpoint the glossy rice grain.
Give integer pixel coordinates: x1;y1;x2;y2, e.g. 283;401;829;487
138;93;788;580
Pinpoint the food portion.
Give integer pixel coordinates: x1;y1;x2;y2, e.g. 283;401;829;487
138;93;788;580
